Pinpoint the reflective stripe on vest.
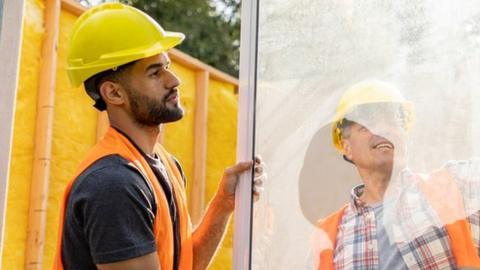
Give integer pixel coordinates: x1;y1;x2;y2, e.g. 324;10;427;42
53;127;193;270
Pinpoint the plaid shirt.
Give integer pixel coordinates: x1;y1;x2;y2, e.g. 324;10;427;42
333;159;480;270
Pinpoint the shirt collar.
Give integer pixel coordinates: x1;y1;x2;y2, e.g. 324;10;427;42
349;184;368;214
349;168;414;214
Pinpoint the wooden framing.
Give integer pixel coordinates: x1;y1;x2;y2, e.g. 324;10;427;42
191;70;209;224
24;0;61;269
169;49;238;87
60;0;84;16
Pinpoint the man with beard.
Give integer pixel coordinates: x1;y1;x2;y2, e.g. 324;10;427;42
53;3;265;270
312;80;480;270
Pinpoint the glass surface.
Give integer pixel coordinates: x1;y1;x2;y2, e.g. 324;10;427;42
0;0;3;38
252;1;480;269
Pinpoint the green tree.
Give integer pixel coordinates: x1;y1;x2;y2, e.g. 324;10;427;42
78;0;241;76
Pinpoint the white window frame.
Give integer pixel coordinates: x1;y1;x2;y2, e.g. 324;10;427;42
234;0;259;269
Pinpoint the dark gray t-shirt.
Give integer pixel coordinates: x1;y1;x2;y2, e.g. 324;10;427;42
61;153;184;270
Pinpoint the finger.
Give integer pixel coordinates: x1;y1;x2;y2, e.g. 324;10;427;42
225;160;253;175
253;192;260;202
254;171;267;182
254;155;263;164
253;185;264;192
255;165;263;174
253;177;265;202
254;176;264;187
253;186;264;201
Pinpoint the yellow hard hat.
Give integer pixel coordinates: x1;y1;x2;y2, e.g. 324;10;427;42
67;3;185;87
332;79;415;152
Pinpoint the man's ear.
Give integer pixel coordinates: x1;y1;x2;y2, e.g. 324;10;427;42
342;139;353;161
98;81;126;107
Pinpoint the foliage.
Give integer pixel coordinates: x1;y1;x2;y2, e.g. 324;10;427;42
77;0;241;76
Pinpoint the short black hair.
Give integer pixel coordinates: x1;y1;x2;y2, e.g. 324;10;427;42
337;118;355;139
83;61;137;111
336;118;355;164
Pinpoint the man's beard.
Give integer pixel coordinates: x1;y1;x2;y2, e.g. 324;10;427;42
127;87;184;126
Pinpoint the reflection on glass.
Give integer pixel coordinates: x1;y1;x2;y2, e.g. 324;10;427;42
252;1;480;269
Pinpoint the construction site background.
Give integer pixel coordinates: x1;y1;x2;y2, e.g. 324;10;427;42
1;0;239;269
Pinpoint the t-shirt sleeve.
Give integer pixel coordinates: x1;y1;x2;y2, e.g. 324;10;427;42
69;164;157;264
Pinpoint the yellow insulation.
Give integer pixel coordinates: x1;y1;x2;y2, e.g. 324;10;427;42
42;10;99;270
163;63;197;195
206;80;238;269
3;2;239;269
2;0;44;269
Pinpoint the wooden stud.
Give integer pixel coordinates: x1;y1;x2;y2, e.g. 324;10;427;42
60;0;84;16
169;49;238;87
24;0;61;269
190;70;209;225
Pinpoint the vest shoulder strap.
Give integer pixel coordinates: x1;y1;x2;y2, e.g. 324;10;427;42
315;205;348;270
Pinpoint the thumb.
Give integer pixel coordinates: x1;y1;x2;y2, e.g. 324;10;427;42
225;161;253;175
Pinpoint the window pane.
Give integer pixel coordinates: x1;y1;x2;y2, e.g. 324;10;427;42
252;1;480;269
0;0;3;37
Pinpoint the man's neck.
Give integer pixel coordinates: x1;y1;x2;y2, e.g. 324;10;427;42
109;116;161;155
357;168;392;205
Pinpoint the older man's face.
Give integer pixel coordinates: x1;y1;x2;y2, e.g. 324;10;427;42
341;122;395;171
340;106;408;173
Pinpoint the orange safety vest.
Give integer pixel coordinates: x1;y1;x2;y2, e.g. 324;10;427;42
53;127;193;270
317;207;480;270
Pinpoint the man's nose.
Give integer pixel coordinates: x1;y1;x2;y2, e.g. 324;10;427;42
165;69;181;89
373;127;405;145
